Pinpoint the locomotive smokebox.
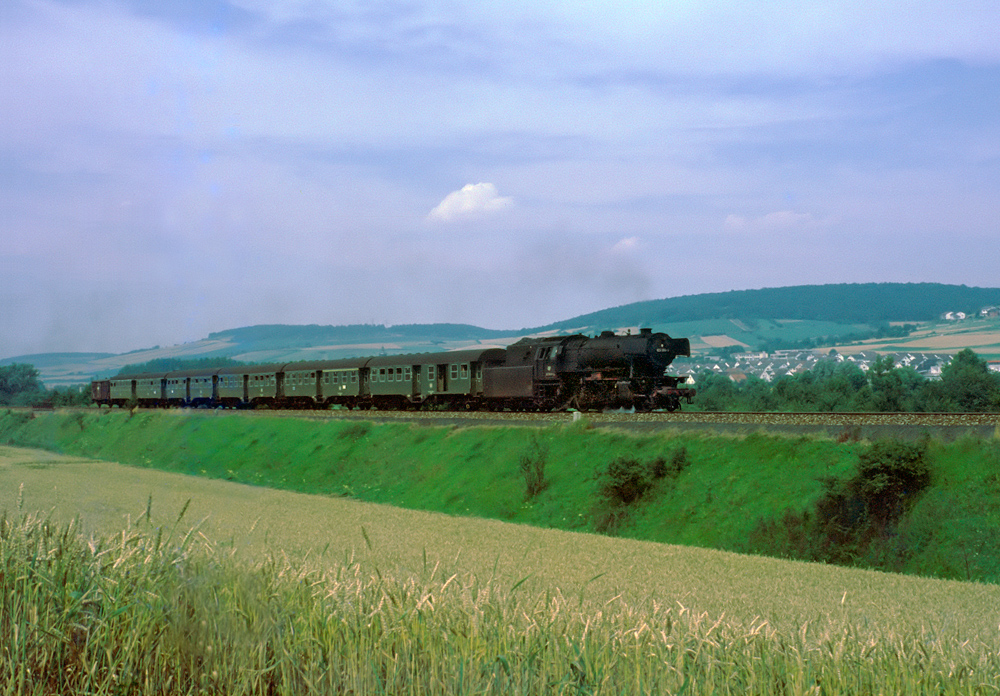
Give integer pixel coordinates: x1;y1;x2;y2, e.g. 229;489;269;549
565;329;690;378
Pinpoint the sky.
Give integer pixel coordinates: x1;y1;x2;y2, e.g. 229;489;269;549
2;0;1000;357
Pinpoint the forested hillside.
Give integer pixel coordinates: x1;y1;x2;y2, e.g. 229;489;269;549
543;283;1000;330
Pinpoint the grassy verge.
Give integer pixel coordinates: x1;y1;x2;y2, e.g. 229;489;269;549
1;408;999;583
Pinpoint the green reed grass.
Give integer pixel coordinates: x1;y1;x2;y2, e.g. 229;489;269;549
3;508;998;695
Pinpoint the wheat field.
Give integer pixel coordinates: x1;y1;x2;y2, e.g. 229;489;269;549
3;445;999;694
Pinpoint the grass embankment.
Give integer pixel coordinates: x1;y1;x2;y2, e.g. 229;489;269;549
1;409;999;583
3;472;1000;695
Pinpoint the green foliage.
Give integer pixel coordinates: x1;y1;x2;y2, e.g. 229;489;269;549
592;457;654;534
592;449;690;534
518;435;548;500
930;348;1000;411
0;364;45;405
597;457;655;506
698;349;1000;413
854;440;932;524
746;440;934;570
45;385;92;407
693;373;778;412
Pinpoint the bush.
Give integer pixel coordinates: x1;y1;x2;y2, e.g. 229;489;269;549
746;440;933;569
519;437;548;500
592;450;688;534
854;440;932;526
598;458;653;507
592;457;652;534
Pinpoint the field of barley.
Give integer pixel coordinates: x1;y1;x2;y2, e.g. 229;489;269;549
3;445;999;694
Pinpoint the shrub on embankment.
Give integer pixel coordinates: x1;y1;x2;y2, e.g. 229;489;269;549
2;409;999;583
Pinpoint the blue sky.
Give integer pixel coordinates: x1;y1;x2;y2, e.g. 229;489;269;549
2;0;999;356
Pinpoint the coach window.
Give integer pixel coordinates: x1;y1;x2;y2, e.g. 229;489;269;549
427;365;435;380
460;364;468;379
450;364;459;380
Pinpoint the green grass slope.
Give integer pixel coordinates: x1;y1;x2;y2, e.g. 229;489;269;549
2;409;998;583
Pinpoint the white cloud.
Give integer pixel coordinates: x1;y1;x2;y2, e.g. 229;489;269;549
426;183;514;223
610;236;641;254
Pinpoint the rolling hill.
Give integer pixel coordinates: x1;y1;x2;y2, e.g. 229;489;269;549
6;283;1000;385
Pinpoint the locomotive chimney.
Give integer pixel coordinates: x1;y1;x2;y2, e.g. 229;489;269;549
640;327;652;335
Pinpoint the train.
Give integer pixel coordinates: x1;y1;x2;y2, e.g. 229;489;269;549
90;328;695;412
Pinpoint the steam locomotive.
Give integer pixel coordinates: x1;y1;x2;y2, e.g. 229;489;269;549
91;328;694;412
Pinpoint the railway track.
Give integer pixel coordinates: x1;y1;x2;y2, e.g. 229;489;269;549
12;406;1000;439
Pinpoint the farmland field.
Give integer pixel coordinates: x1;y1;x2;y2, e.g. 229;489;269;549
3;445;1000;694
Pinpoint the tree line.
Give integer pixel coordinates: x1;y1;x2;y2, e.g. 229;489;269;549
0;364;90;407
694;348;1000;412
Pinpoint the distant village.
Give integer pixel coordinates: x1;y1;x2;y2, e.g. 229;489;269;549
674;350;954;386
674;305;1000;386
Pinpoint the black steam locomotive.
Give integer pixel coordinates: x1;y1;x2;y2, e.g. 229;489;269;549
91;328;694;412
